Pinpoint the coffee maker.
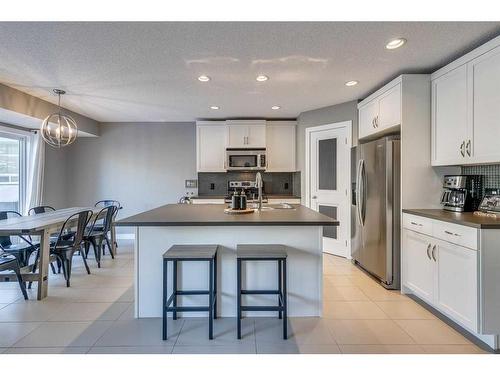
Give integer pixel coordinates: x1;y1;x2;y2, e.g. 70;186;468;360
440;175;483;212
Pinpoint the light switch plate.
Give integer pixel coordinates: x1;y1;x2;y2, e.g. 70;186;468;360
185;179;198;188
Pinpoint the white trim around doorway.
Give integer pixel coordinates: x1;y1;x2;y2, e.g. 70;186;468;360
305;120;352;258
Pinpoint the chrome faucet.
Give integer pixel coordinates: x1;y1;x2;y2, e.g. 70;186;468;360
255;172;263;211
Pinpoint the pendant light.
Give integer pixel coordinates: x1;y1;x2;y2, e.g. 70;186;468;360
41;89;78;148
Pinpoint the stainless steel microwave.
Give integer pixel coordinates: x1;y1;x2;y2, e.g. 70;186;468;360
226;148;266;171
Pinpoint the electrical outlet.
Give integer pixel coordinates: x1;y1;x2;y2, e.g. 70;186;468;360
284;182;289;190
210;183;215;190
185;180;198;188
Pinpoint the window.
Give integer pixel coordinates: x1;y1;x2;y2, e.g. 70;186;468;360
0;130;27;213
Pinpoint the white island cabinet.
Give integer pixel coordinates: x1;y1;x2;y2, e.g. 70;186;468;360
432;35;500;166
117;204;338;319
402;211;500;349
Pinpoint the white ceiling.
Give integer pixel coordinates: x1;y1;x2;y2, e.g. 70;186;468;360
0;22;498;122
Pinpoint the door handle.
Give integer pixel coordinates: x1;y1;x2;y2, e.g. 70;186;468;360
426;244;432;260
431;245;437;262
460;141;465;157
311;196;317;199
466;139;471;156
356;159;363;226
359;159;366;226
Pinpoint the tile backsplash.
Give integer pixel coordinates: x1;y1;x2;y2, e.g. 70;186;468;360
461;164;500;194
198;172;301;197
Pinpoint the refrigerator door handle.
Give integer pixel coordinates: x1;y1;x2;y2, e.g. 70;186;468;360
356;159;363;226
359;159;366;226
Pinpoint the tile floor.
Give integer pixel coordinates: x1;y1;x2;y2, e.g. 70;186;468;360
0;241;490;354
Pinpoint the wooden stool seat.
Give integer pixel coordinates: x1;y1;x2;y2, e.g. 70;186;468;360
163;244;218;259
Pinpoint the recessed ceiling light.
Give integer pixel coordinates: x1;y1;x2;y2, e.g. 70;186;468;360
209;106;220;110
345;80;358;87
271;106;281;110
385;38;407;50
256;75;269;82
198;75;211;82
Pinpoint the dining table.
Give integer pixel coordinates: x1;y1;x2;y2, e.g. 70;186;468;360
0;207;114;300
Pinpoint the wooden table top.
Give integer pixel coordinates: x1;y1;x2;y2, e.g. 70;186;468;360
0;207;101;234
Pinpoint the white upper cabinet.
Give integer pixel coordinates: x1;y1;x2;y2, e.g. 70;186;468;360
266;121;296;172
226;120;266;148
196;122;227;172
378;84;401;130
469;45;500;164
431;36;500;166
358;80;401;140
431;65;468;165
358;100;378;140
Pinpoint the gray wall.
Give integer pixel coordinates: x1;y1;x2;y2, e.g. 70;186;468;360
43;122;196;232
43;146;69;208
296;100;358;202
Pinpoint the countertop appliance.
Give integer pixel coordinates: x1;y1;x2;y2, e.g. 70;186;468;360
224;180;268;203
477;188;500;216
351;135;400;290
440;175;482;212
226;148;266;171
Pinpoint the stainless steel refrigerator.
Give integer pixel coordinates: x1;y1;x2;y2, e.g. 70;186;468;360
351;135;401;290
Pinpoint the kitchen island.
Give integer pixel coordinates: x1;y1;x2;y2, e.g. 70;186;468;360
117;204;338;318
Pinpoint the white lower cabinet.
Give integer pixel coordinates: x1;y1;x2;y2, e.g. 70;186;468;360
402;230;435;304
403;213;479;333
435;239;478;332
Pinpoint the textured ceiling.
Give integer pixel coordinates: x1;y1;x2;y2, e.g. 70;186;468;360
0;22;499;122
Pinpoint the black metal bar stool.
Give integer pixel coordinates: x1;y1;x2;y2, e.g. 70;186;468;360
236;244;287;340
162;244;218;340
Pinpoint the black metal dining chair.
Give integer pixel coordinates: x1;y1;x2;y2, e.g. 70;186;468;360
0;211;39;267
94;200;122;252
0;250;28;300
45;210;93;287
28;206;56;215
83;206;118;268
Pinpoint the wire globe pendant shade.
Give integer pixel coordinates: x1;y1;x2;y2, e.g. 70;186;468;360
41;89;78;148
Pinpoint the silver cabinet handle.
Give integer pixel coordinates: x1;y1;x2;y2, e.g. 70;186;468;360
426;244;432;260
431;245;437;262
460;141;465;157
372;118;375;128
312;195;317;199
444;230;460;237
375;115;379;128
410;221;423;227
466;139;471;156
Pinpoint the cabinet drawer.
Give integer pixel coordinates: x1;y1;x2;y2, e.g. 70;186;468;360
402;214;433;236
432;221;478;250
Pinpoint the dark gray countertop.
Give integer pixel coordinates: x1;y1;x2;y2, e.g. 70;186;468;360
403;209;500;229
191;195;301;200
117;204;338;227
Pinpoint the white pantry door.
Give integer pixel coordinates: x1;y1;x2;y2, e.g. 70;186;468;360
306;122;351;258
